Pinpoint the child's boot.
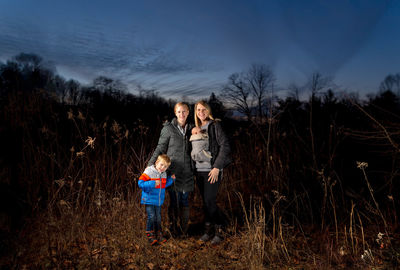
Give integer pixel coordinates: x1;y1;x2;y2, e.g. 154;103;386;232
145;231;158;246
157;230;167;244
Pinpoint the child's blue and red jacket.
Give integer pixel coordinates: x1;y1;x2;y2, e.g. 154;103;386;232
138;165;174;206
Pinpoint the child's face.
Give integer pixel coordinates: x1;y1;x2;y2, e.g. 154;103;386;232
155;161;169;173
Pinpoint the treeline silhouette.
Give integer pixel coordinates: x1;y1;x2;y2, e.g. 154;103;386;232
1;52;399;235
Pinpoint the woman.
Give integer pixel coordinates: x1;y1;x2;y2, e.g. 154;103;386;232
192;100;231;244
148;102;194;237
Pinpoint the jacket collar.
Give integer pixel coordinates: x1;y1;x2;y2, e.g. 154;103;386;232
171;118;187;135
149;165;161;175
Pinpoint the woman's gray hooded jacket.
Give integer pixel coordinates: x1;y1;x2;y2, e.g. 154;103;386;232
148;118;194;192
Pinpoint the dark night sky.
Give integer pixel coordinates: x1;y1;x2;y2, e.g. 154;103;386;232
0;0;399;99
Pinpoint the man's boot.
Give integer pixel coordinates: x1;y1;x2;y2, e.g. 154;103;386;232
179;206;190;237
168;207;179;237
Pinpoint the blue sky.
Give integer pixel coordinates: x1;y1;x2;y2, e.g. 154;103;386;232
0;0;399;99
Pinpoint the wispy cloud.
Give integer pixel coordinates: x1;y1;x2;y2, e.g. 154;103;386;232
1;0;399;98
279;0;390;75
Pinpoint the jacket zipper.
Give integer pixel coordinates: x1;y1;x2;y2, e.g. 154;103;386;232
158;173;162;206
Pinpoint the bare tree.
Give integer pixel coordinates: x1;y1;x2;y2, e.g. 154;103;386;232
93;76;127;94
50;75;67;103
246;64;276;122
221;64;276;122
65;79;81;105
287;83;301;101
221;73;253;121
308;72;331;98
305;72;332;171
379;73;400;96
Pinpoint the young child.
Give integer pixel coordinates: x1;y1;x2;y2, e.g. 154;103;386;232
138;154;175;245
190;128;212;163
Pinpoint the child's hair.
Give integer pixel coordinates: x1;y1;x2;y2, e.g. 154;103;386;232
155;154;171;166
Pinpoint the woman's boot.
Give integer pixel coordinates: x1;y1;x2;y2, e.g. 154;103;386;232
210;224;223;245
199;222;213;242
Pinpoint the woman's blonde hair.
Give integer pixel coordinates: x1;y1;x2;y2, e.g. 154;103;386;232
194;100;214;127
155;154;171;166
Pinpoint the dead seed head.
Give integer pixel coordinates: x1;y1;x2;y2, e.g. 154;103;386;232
55;179;65;186
271;190;286;201
376;232;384;244
361;249;374;262
112;121;120;134
41;126;48;134
356;161;368;169
85;136;96;149
67;110;74;119
77;111;85;120
59;200;70;208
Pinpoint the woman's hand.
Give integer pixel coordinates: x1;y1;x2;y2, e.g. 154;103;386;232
208;168;220;183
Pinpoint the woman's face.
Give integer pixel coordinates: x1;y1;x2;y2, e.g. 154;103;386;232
175;105;189;126
196;103;209;123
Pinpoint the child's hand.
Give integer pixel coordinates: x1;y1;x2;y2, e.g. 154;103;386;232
192;127;201;135
155;180;160;187
171;174;176;179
